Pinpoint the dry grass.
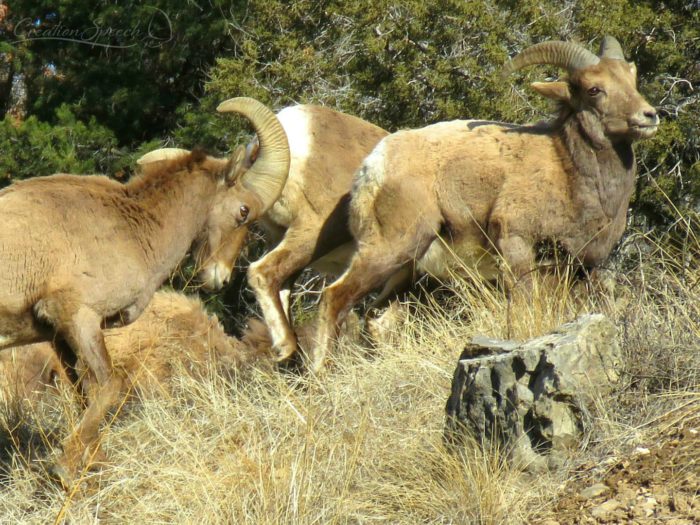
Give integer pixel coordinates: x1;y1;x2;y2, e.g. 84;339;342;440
0;230;698;524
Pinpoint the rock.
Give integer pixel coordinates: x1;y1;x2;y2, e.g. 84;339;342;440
636;496;658;518
580;482;610;500
590;498;624;520
445;314;622;471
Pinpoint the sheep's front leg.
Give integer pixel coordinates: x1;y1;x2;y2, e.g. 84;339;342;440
34;293;123;487
104;289;155;328
497;234;536;294
248;234;316;362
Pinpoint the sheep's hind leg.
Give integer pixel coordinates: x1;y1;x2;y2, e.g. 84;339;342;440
34;293;123;487
314;233;436;374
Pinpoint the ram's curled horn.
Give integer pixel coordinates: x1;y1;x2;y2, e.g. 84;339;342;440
503;40;600;75
217;97;290;214
598;35;626;60
136;148;191;165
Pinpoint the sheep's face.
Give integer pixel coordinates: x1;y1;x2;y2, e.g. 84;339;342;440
196;190;259;292
140;95;289;293
136;150;252;292
577;59;658;140
195;147;260;292
534;58;658;143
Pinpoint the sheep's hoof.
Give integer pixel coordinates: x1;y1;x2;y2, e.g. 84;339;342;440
273;341;298;363
308;350;327;375
47;445;109;489
46;458;75;490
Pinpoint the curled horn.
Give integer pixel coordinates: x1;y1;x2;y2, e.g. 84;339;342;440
503;40;600;75
598;35;625;60
137;148;191;165
217;97;290;215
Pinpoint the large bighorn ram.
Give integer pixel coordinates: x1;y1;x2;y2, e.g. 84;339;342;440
0;97;289;485
153;103;388;362
313;36;659;371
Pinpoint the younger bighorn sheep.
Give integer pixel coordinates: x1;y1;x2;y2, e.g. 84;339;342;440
313;36;659;371
0;97;289;485
156;102;388;361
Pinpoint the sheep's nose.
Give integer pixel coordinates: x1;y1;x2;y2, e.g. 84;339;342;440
644;108;658;124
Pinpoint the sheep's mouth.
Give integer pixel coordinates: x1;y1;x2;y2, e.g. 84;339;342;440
630;124;658;137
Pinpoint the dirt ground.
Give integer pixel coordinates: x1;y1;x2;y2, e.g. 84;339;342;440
539;402;699;524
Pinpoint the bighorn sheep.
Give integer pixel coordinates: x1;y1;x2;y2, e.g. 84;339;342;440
155;103;388;362
0;97;289;484
313;36;659;371
0;291;272;406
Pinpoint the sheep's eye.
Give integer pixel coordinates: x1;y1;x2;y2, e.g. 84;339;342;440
239;204;249;222
587;87;601;96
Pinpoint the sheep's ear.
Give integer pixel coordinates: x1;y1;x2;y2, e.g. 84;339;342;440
531;81;571;103
225;145;247;184
246;138;260;165
136;148;191;165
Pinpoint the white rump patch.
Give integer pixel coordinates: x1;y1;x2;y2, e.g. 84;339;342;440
265;106;314;227
277;106;312;173
355;138;388;187
349;138;390;224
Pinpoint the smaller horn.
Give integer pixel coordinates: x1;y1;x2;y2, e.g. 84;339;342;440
137;148;190;165
598;35;625;60
503;40;599;75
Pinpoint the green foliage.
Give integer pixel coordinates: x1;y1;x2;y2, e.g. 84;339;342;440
4;0;239;144
1;0;698;227
0;104;119;185
170;98;250;154
207;0;521;130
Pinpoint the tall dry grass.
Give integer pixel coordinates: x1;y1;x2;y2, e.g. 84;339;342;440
0;229;698;524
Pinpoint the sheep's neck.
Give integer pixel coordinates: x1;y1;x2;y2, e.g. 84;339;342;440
124;170;217;277
561;115;636;221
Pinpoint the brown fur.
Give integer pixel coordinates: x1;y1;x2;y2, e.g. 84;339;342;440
0;291;272;405
0;150;244;484
313;49;658;372
0;343;68;404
